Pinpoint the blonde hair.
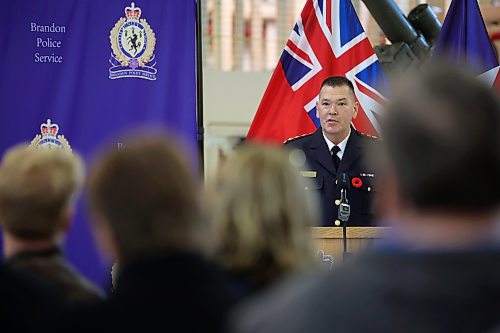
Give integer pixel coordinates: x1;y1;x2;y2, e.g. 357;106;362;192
0;145;84;240
205;144;318;288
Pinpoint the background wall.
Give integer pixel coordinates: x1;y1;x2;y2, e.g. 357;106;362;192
203;70;270;180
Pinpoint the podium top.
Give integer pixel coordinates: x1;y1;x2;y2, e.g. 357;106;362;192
311;227;391;239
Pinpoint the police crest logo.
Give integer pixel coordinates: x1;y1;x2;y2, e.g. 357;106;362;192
109;2;157;80
29;119;72;151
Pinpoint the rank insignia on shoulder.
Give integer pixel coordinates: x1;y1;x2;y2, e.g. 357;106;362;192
283;132;313;144
359;131;380;140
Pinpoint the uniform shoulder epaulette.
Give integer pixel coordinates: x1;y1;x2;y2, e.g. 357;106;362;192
283;132;313;144
358;130;381;140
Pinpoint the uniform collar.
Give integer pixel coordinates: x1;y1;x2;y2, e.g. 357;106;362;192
322;129;350;160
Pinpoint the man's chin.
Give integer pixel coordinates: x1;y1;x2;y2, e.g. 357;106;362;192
323;124;340;134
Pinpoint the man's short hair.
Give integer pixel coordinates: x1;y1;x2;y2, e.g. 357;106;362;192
88;136;199;262
320;76;355;98
0;145;84;240
381;65;500;212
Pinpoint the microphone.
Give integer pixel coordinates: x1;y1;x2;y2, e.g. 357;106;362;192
337;173;350;191
337;173;351;222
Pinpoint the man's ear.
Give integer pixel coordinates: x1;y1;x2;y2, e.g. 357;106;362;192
352;101;359;119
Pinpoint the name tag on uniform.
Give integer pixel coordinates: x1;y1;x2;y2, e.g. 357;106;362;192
300;171;317;178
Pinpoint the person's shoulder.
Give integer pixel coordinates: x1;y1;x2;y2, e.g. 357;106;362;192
0;263;66;330
228;270;327;333
354;129;381;142
353;130;381;151
283;132;315;146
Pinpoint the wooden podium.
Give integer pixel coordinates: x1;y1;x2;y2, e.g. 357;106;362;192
312;227;390;263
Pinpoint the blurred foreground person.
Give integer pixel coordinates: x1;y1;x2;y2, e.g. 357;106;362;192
0;145;104;304
232;65;500;333
205;145;318;297
0;262;64;332
64;135;236;332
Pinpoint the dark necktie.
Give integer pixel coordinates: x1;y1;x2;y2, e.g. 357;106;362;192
331;146;341;172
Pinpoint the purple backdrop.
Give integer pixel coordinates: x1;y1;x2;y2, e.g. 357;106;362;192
0;0;197;289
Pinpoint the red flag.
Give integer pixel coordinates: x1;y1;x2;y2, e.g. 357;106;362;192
247;0;389;144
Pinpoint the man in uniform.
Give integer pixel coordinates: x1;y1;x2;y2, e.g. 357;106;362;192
285;76;378;227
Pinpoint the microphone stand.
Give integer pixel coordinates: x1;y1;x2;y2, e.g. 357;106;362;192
337;173;351;261
339;189;350;261
342;221;348;261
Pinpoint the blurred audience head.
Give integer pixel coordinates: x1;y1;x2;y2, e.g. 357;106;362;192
205;144;317;290
0;145;84;241
88;135;200;264
376;64;499;218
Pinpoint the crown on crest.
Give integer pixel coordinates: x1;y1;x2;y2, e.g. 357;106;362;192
30;119;72;151
125;2;141;20
40;119;59;137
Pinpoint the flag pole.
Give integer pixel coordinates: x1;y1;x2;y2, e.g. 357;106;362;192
195;0;205;177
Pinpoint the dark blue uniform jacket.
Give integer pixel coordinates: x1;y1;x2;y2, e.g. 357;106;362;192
285;127;379;227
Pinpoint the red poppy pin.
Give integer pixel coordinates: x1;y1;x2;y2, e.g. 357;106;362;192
352;177;362;188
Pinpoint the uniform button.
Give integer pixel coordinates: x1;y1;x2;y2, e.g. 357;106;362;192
367;186;371;192
334;219;341;226
335;199;340;206
305;186;309;190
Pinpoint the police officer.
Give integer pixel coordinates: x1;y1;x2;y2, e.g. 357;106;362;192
285;76;379;227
